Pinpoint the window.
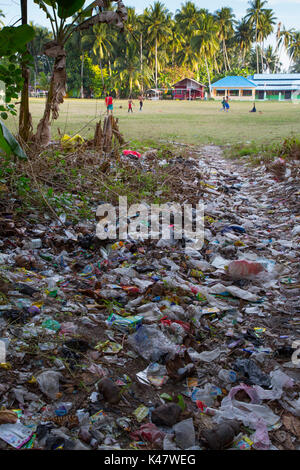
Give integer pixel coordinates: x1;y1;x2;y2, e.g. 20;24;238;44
216;89;225;96
242;89;252;96
229;89;239;96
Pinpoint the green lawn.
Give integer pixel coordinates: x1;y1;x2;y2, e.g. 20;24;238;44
6;98;300;146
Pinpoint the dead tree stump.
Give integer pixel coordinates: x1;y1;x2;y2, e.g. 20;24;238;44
93;115;125;155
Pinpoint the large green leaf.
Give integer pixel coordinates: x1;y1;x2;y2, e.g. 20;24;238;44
0;120;27;160
0;25;35;56
57;0;85;19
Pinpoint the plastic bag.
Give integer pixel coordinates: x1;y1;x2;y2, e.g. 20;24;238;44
228;260;265;279
173;418;195;450
127;325;178;362
36;370;61;399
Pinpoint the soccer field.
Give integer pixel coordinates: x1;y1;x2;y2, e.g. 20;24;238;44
7;98;300;146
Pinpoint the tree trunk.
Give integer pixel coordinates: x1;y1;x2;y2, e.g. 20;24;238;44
225;44;231;71
256;26;259;73
260;41;264;73
140;33;143;94
80;53;84;98
99;57;105;93
205;56;211;98
19;0;33;143
223;39;227;71
34;42;66;146
155;37;158;90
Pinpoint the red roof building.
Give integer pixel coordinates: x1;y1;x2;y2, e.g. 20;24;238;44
172;78;205;100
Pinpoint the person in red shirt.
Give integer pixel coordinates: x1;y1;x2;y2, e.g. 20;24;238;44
105;93;113;115
128;98;133;113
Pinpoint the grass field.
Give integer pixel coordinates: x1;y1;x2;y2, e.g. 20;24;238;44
6;98;300;146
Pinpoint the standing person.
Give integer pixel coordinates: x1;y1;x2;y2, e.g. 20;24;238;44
105;93;113;115
225;95;230;112
128;98;133;113
138;95;144;111
221;97;226;111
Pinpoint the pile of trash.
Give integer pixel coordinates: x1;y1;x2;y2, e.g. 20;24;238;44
0;144;299;451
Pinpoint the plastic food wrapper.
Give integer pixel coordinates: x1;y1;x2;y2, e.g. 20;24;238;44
106;313;143;333
0;422;34;449
252;418;271;450
131;423;165;446
146;363;168;388
132;405;149;423
123;150;141;159
191;384;222;407
227;260;265;279
232;434;254;450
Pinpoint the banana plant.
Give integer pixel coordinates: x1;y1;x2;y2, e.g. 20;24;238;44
0;120;27;160
33;0;128;146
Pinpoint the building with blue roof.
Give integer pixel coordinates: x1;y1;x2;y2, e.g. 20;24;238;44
248;74;300;101
211;76;257;101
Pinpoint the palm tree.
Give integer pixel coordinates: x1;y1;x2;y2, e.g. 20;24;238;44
257;9;276;71
264;45;279;72
235;18;254;67
175;1;199;37
114;41;151;96
169;20;184;67
246;0;269;73
28;23;53;90
191;13;219;96
0;9;5;27
177;39;199;71
143;2;172;89
276;25;295;72
288;31;300;68
214;7;236;72
93;23;112;92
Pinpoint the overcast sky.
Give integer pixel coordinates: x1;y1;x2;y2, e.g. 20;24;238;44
1;0;299;70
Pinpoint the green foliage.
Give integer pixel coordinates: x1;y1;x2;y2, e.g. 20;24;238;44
212;67;256;84
0;25;35;119
0;120;27;159
0;25;35;56
278;136;300;160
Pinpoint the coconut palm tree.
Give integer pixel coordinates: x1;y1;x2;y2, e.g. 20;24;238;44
175;1;199;37
257;9;276;71
0;9;5;27
93;23;112;92
169;20;184;67
275;25;295;72
246;0;269;73
177;39;199;71
235;18;254;67
214;7;236;72
264;45;279;72
288;31;300;68
143;2;172;89
28;23;53;89
114;41;152;96
191;13;219;96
